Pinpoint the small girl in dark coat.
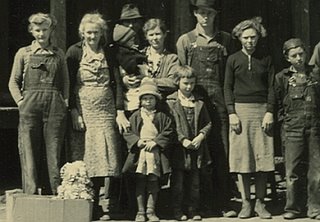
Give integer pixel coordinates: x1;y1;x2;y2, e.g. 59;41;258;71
166;65;212;221
122;78;174;222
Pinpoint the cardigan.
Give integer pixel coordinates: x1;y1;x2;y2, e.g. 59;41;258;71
66;42;124;110
224;50;275;114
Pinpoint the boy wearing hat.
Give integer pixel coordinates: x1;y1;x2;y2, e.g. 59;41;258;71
176;0;236;217
118;3;144;48
275;38;320;220
122;78;174;222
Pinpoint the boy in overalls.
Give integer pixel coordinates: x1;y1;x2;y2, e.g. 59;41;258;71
8;13;69;195
275;38;320;220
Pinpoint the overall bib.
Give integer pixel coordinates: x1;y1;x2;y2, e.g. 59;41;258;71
187;32;231;211
283;75;320;217
18;50;67;194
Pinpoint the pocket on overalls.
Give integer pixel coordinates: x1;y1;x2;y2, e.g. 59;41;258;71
199;47;219;63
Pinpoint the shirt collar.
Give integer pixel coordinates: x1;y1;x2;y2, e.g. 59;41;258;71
195;23;219;41
31;40;54;54
178;90;195;107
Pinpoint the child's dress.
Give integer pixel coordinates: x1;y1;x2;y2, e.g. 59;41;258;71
136;108;161;177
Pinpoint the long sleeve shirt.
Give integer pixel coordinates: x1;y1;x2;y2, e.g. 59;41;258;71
8;41;69;104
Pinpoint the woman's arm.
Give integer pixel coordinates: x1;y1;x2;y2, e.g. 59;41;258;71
223;56;236;114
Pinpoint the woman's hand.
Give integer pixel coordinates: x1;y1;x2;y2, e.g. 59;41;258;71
70;108;86;131
191;133;205;149
116;110;130;134
229;113;242;134
145;140;157;151
262;112;273;133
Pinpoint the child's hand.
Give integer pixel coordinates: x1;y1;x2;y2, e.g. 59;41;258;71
191;133;205;149
137;139;146;148
144;141;157;151
182;139;194;150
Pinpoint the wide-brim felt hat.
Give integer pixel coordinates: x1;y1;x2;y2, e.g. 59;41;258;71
190;0;218;11
139;78;162;100
119;3;143;20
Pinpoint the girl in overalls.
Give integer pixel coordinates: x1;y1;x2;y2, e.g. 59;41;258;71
8;13;69;195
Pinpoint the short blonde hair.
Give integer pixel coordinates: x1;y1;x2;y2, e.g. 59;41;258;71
78;12;107;44
28;13;57;32
232;17;267;39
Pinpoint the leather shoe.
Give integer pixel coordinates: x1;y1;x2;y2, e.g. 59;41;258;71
254;199;272;219
283;212;299;220
222;210;237;218
238;199;252;219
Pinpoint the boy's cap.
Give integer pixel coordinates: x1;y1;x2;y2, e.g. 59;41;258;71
139;78;162;100
190;0;218;11
113;24;136;45
283;38;304;55
119;3;143;21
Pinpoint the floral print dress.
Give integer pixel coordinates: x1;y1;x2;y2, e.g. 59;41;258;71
75;44;121;177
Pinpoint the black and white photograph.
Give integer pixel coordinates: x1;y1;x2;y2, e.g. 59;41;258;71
1;0;320;221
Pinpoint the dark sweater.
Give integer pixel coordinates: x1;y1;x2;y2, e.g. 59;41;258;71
224;50;275;114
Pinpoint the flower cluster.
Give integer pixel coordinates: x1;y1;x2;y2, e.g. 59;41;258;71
56;161;94;201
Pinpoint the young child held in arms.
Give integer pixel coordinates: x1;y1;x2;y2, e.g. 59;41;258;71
166;65;213;221
122;78;174;222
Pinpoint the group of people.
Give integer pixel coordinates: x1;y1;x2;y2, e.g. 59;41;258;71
8;0;320;221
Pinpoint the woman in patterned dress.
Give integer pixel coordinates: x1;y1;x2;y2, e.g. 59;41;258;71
66;12;124;221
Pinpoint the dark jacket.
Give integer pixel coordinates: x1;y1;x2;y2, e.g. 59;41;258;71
114;43;147;76
66;42;124;110
275;65;320;123
166;91;212;169
122;109;174;174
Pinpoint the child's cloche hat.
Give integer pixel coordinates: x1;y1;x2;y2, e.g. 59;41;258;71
139;78;162;100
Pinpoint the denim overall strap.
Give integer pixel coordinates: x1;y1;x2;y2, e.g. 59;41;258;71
18;51;67;195
24;53;63;91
